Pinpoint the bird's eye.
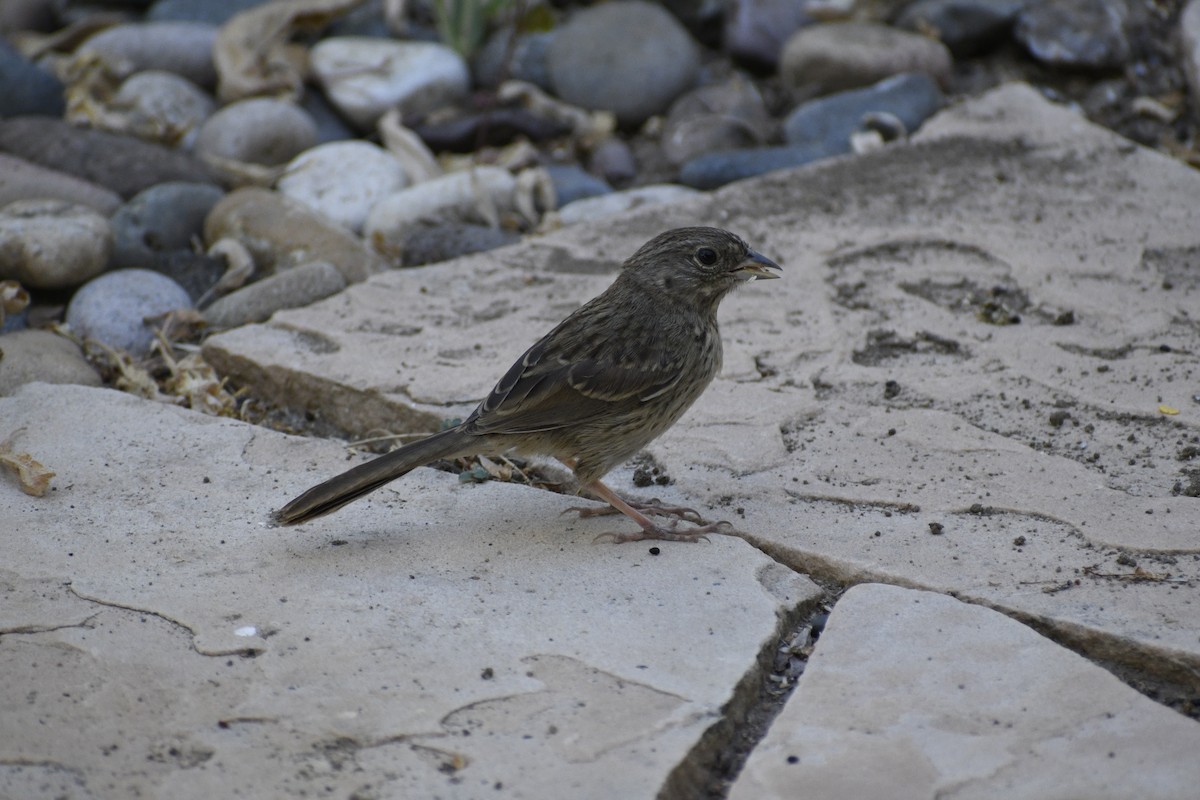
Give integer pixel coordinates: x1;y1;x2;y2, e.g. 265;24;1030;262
696;247;717;266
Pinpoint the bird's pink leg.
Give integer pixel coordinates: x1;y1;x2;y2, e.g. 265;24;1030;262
581;479;732;543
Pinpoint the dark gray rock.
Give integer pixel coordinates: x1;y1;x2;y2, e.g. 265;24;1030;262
546;165;612;207
1014;0;1130;71
587;138;638;186
0;154;122;216
110;182;226;298
0;38;64;117
662;76;773;166
399;223;521;267
548;1;700;126
147;0;270;24
894;0;1023;57
474;29;555;90
678;141;842;190
725;0;814;70
0;117;215;199
784;73;945;150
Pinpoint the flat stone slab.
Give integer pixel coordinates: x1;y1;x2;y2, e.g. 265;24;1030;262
730;583;1200;800
204;83;1200;694
0;383;820;798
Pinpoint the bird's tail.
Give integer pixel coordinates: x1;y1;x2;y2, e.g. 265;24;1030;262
273;428;474;526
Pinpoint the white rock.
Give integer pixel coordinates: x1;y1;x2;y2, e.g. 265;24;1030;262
276;141;408;232
0;199;113;290
310;37;469;130
363;167;516;257
555;184;701;226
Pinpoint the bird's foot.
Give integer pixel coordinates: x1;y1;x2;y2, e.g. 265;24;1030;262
564;496;704;524
593;519;734;544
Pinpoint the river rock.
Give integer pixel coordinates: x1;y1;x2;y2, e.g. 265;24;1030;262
397;222;522;267
894;0;1023;57
364;167;517;258
780;21;953;94
548;1;700;126
0;329;102;396
678;141;841;190
194;98;318;166
277;141;409;233
0;38;65;118
0;116;214;199
112;70;215;149
784;72;945;149
66;269;193;355
545;164;612;207
147;0;270;24
1014;0;1130;71
555;184;701;226
111;182;226;271
662;76;773;166
0;200;112;290
725;0;814;70
311;37;470;130
203;260;346;329
474;29;554;90
0;154;122;216
204;187;388;282
77;21;219;88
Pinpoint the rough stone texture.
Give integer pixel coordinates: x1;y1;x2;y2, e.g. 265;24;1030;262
203;260;347;329
731;584;1200;800
0;116;214;199
0;383;821;798
0;153;122;216
204;84;1200;705
0;330;101;395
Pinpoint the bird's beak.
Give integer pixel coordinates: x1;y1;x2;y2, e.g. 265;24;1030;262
736;249;782;281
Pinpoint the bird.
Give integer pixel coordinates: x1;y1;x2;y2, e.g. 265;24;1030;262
273;227;781;542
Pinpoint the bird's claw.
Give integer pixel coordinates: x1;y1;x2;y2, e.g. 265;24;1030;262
565;498;705;523
592;519;734;545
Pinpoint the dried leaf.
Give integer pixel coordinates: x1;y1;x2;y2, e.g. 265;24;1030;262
214;0;368;103
0;434;55;497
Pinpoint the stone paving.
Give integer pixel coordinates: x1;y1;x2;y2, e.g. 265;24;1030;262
3;84;1199;797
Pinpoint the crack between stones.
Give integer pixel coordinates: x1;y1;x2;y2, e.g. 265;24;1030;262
656;569;829;800
738;532;1200;722
0;613;100;636
63;585;264;658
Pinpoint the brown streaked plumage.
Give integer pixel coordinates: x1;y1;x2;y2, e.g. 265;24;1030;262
274;227;781;542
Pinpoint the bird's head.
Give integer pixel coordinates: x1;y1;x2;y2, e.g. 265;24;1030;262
622;227;781;307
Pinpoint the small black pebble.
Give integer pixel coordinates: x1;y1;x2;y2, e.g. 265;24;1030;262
1012;535;1026;546
649;547;661;556
787;755;799;764
884;380;901;399
481;667;494;680
929;522;945;535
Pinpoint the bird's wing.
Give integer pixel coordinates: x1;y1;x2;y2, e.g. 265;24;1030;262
465;313;683;436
